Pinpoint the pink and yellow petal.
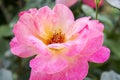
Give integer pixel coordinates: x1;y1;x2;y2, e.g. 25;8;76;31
89;46;110;63
10;37;36;58
11;36;51;57
35;6;54;37
53;4;74;34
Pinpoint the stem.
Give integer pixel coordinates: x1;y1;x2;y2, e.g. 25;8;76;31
95;0;99;20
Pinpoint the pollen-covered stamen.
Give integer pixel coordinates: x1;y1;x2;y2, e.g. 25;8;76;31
47;31;65;45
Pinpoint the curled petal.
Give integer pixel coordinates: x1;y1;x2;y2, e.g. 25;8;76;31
87;20;104;32
67;17;104;39
64;25;91;56
66;17;90;39
47;43;66;50
89;47;110;63
27;36;50;56
10;37;36;58
30;56;68;74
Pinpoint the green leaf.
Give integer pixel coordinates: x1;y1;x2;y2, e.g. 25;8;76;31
0;38;9;55
0;25;12;37
104;36;120;59
106;0;120;10
100;70;120;80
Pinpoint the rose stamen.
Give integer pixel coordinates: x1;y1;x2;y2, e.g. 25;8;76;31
47;31;65;44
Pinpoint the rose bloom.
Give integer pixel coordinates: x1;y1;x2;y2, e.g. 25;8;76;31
82;0;104;8
56;0;78;7
10;4;110;80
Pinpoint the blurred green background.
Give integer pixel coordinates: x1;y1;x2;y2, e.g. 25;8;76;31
0;0;120;80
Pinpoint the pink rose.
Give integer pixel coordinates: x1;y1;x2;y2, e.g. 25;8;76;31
56;0;78;7
82;0;104;8
10;4;110;80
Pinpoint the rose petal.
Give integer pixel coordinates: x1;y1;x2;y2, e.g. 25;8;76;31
56;0;78;7
10;37;36;58
35;6;54;39
13;9;39;44
89;46;110;63
80;29;104;56
52;57;89;80
66;17;90;39
88;20;104;32
64;25;90;56
53;4;74;34
19;8;37;17
29;70;51;80
47;43;65;50
27;36;50;56
30;57;88;80
63;41;82;56
30;56;68;74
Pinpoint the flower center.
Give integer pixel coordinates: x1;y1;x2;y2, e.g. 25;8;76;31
47;31;65;45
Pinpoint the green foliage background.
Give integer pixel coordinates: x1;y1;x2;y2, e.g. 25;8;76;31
0;0;120;80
